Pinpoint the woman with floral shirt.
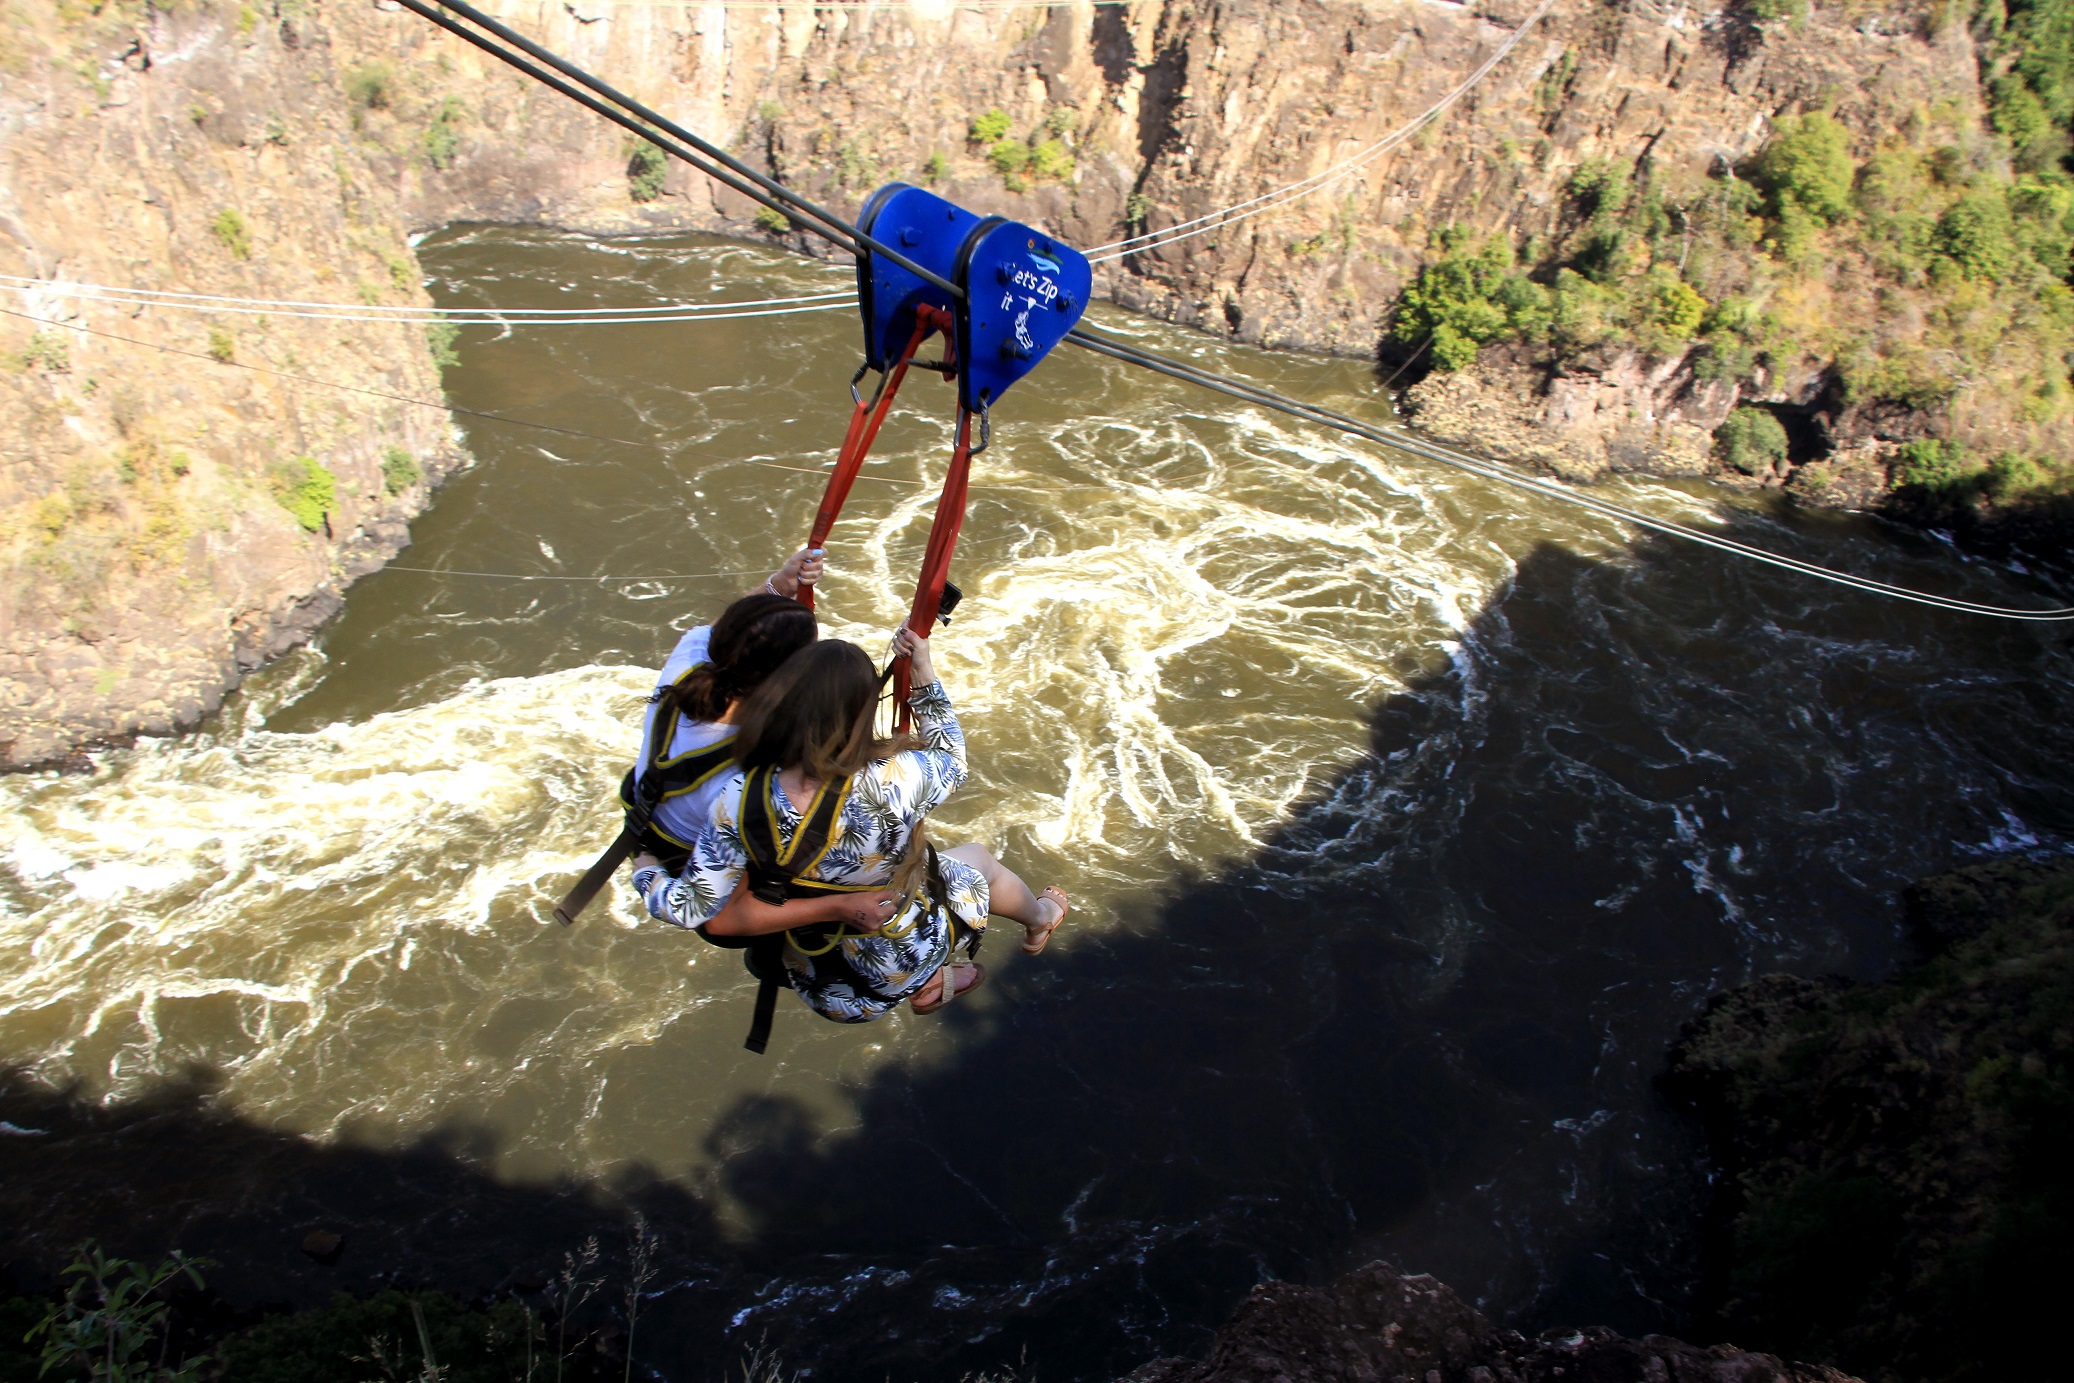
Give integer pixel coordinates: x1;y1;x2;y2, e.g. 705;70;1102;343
631;628;1067;1023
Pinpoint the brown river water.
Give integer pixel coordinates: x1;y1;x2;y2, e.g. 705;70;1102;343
3;227;2072;1380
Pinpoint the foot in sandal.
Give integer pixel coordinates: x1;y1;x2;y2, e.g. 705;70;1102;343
1021;886;1070;955
911;960;985;1014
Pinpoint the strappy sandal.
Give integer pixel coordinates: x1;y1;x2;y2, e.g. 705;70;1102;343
1021;886;1071;955
911;961;984;1015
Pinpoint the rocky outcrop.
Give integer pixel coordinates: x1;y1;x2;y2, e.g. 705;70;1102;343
1398;341;1734;483
1120;1260;1857;1383
1662;857;2074;1383
0;0;1997;765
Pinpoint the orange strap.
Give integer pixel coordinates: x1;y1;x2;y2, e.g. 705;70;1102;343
892;405;975;732
798;305;953;612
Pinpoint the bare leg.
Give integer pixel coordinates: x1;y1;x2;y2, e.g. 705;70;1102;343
941;843;1069;954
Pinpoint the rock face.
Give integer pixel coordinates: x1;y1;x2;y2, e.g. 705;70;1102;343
1120;1260;1857;1383
0;0;1989;765
1662;857;2074;1383
1397;342;1735;483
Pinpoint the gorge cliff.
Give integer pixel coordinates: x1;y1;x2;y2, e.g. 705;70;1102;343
0;0;2047;766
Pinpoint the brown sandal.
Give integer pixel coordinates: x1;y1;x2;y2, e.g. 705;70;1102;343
911;960;985;1014
1021;887;1071;955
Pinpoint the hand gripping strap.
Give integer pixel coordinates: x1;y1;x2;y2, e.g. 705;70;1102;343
891;407;975;731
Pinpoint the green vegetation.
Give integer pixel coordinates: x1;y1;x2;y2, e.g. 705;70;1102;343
921;150;950;185
967;107;1010;145
271;456;335;533
25;1242;209;1381
220;1290;535;1383
1030;137;1075;182
20;330;71;372
343;62;392;111
1388;231;1552;369
210;208;250;260
422;95;463;170
381;445;420;495
835;139;878;190
753;206;791;234
1716;405;1791;475
1666;856;2074;1383
1388;9;2074;518
627;141;668;202
205;328;234;364
988;138;1030;178
425;319;461;371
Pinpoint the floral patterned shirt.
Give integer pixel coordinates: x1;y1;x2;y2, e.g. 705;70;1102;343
637;679;985;1020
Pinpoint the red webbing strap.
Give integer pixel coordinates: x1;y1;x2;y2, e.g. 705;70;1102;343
892;405;975;732
798;307;950;612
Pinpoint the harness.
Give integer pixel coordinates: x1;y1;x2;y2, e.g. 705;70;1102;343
552;664;736;925
723;765;973;1054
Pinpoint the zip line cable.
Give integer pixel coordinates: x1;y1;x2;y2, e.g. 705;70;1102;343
5;292;853;326
0;305;1011;491
1084;0;1556;262
0;273;851;314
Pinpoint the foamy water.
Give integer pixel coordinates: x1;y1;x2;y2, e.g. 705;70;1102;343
4;231;2069;1371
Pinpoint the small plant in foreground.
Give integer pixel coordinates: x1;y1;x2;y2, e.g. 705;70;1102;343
27;1241;210;1382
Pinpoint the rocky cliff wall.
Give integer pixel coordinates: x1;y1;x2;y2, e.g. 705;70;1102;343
0;0;1979;766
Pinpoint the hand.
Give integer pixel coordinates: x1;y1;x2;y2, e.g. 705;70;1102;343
769;547;824;598
631;853;662;873
891;625;936;688
840;890;903;932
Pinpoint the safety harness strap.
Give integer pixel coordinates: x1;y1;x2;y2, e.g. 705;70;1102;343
799;306;953;614
553;672;738;926
891;405;977;731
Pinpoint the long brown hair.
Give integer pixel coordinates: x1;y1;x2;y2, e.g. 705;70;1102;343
733;640;914;780
663;592;815;723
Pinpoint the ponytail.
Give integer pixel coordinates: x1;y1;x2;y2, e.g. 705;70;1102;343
665;592;815;723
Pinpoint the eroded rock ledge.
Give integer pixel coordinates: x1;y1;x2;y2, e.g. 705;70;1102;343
1121;1261;1856;1383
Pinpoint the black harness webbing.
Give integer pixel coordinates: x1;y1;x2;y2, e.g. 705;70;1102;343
552;666;736;926
724;769;978;1055
732;766;865;1053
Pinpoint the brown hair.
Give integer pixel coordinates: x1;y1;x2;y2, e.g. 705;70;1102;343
664;592;816;723
733;640;913;781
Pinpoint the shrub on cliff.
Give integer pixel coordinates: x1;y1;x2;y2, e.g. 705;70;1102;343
627;142;668;202
1715;406;1790;476
1751;112;1856;227
1390;231;1550;371
1664;858;2074;1383
270;457;335;534
381;446;420;495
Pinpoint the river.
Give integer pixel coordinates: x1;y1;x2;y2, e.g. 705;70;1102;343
2;227;2070;1380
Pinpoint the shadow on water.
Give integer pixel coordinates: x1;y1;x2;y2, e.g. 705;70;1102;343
6;517;2072;1383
